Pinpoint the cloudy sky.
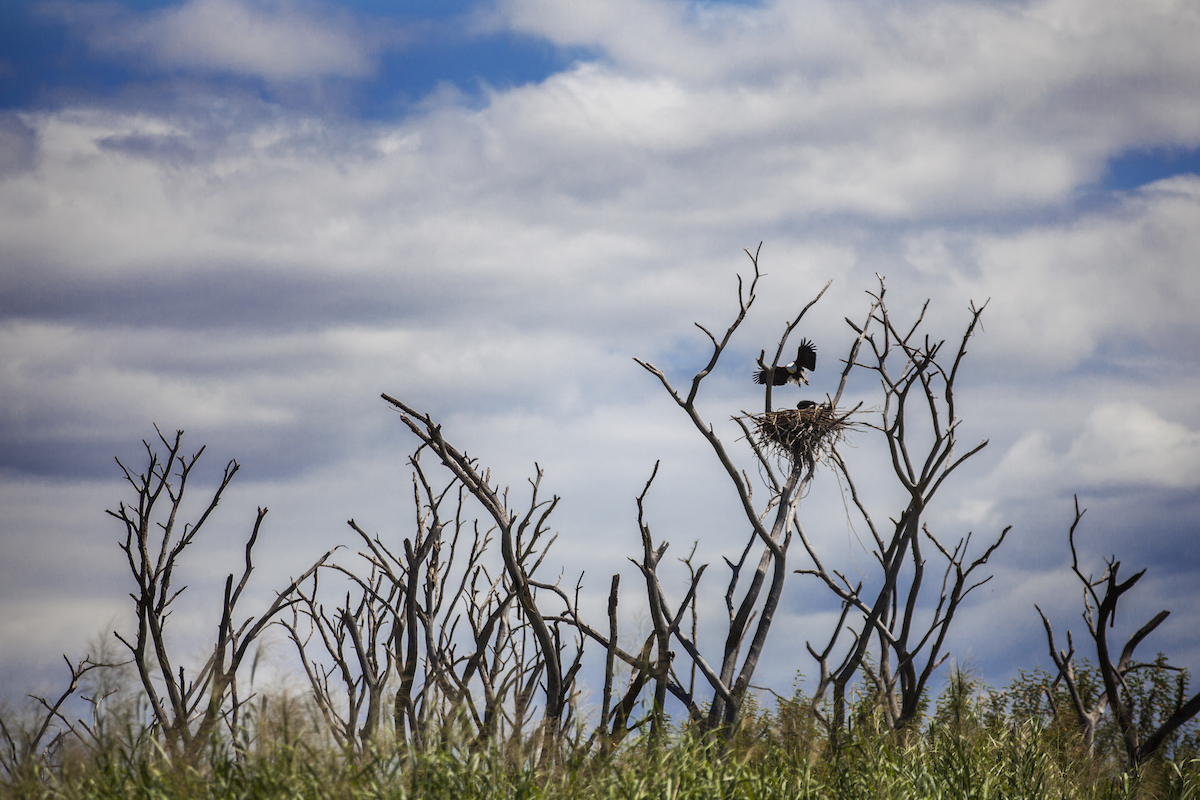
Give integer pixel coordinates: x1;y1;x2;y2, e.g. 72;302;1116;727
2;0;1200;709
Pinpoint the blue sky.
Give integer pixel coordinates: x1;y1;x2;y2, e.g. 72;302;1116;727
1106;145;1200;190
2;0;1200;718
1;1;595;117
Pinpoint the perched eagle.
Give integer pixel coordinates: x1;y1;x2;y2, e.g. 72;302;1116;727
754;339;817;387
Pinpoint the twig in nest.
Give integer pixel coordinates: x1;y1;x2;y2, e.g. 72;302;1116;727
751;405;852;468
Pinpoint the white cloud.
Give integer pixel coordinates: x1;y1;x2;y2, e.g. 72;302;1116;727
476;0;1200;225
1071;402;1200;488
900;176;1200;376
55;0;381;81
993;402;1200;495
501;0;1200;147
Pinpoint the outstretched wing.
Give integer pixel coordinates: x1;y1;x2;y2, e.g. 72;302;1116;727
796;338;817;371
754;367;790;386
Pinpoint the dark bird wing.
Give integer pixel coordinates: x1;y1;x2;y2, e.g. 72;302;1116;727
755;339;816;384
753;367;790;386
796;339;817;371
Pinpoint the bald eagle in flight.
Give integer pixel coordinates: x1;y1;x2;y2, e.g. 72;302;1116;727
755;339;817;387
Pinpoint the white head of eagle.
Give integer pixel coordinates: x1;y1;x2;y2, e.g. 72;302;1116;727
754;339;817;387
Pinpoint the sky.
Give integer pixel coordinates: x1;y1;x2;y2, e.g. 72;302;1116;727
2;0;1200;715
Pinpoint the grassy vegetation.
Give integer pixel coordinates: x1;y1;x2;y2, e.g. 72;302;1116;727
6;672;1199;800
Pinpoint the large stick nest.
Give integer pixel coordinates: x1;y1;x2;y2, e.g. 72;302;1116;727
752;404;851;467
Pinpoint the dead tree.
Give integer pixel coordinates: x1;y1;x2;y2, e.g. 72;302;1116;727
629;245;841;735
797;280;1007;737
280;563;394;753
1037;497;1200;767
281;446;547;754
0;655;110;781
377;399;584;762
541;529;696;750
108;427;332;762
438;560;532;751
345;454;498;750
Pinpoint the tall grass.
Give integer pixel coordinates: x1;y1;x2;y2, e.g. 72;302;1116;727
7;681;1200;800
